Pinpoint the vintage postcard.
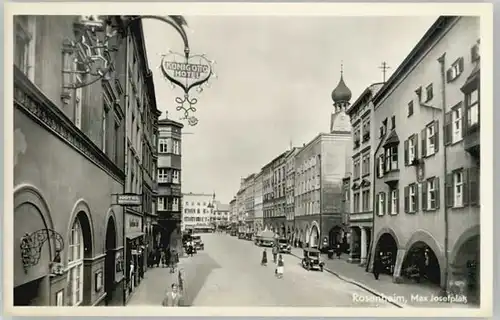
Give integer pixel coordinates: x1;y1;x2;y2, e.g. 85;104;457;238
3;1;493;318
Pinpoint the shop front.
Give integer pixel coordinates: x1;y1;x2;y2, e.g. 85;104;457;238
124;212;145;303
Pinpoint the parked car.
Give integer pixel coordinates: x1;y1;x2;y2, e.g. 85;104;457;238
301;248;325;271
192;235;204;250
277;238;291;254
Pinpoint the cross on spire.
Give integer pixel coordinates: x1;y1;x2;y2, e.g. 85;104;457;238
340;60;344;76
379;61;391;83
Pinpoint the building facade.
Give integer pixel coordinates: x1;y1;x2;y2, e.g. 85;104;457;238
369;16;480;303
285;147;301;243
243;174;256;232
122;18;159;303
13;15;126;306
345;83;384;265
253;172;264;233
156;118;183;253
182;193;216;231
294;70;352;249
262;162;274;232
270;151;289;237
213;202;230;228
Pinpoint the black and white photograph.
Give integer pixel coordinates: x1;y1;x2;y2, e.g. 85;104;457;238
5;2;493;317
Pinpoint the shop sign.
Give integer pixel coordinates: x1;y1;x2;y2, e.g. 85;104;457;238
116;193;142;206
161;52;212;93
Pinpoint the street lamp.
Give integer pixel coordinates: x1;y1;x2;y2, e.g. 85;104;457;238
62;15;215;126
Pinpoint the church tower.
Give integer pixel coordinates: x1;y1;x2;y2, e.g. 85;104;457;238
330;63;352;133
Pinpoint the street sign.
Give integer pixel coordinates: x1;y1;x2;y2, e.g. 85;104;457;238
116;194;142;206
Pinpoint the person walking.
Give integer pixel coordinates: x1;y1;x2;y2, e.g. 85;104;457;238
261;249;268;266
178;268;185;293
162;283;184;307
276;254;285;279
336;243;342;259
272;245;278;264
373;251;384;280
170;249;177;274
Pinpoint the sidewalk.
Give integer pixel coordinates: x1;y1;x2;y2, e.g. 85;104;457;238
289;247;476;308
127;259;187;306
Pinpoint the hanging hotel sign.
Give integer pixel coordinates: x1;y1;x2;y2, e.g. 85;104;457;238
160;51;216;126
116;193;142;206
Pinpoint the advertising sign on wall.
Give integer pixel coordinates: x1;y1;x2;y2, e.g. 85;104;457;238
160;52;212;93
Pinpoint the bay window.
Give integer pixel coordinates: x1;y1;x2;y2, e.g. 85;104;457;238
466;89;479;129
384;146;398;172
158;138;168;153
172;170;180;184
157;168;169;183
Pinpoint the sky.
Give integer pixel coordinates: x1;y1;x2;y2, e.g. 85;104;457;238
143;15;438;204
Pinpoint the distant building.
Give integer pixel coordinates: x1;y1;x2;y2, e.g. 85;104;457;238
294;67;352;249
370;16;480;303
213;202;230;227
253;171;264;233
156;117;183;252
262;161;274;232
243;174;256;232
285;147;301;243
182;192;216;231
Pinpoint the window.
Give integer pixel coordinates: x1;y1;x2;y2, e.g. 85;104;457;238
362;190;370;211
452;107;462;143
158;139;168;153
354;127;361;148
384;146;398;172
422;121;439;157
14;16;36;80
389;189;398;215
466;89;479;129
353;192;360;213
172;170;179;184
453;171;464;207
377;154;384;178
425;84;433;102
157;168;169;183
353;158;361;179
102;101;109;153
408;101;414;117
173;140;180;155
362;120;370;141
405;184;418;213
447;57;464;82
173;198;179;211
114;122;119;164
158;197;165;211
423;177;439;211
376;192;386;216
67;219;84;306
404;134;418;166
362;154;370;176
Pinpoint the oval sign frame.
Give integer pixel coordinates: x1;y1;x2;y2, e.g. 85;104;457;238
160;52;213;94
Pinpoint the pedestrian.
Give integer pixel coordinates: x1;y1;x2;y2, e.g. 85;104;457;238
155;249;161;267
261;249;268;266
188;241;194;257
336;243;342;259
162;283;184;307
373;251;383;280
272;245;278;264
276;254;284;279
170;249;177;273
178;268;185;293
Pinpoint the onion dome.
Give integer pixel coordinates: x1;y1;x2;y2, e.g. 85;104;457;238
331;64;352;103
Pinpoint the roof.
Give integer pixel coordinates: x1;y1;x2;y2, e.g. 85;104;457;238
383;130;400;147
372;16;459;107
331;74;352;103
346;82;384;116
217;204;230;211
158;118;184;128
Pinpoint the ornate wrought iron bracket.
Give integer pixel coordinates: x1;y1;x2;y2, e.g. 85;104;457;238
20;229;64;273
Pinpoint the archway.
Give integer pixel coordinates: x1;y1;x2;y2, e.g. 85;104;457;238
402;241;441;285
450;231;479;304
67;211;93;306
374;233;398;275
104;215;117;305
309;223;320;248
329;225;343;248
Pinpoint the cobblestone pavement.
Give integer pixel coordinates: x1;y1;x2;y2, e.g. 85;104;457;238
132;234;395;307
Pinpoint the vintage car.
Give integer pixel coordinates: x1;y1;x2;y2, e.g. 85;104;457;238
301;248;325;271
256;230;275;247
277;238;291;254
192;235;204;250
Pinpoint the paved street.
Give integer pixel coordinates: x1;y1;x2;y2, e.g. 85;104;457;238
128;234;395;307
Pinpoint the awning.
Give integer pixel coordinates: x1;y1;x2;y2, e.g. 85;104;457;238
126;232;145;240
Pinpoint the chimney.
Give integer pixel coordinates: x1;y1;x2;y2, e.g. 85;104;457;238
303;143;306;147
